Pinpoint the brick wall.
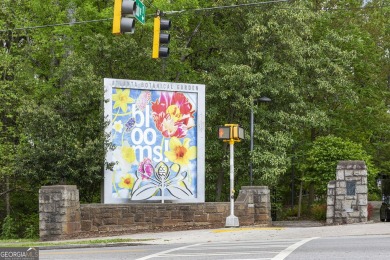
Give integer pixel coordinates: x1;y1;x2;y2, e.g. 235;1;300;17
39;185;271;241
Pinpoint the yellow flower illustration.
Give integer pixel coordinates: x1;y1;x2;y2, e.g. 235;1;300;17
165;137;196;165
113;120;123;133
113;142;138;174
118;173;135;189
121;145;136;164
112;89;134;112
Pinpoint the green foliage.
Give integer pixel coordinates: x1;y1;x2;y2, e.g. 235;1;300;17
281;206;299;220
278;203;326;221
301;135;377;197
368;192;381;202
0;0;389;236
20;213;39;239
16;53;111;202
311;203;327;221
1;216;18;239
24;225;39;239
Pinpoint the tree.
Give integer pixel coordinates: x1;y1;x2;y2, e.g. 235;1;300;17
0;0;42;235
17;53;112;202
203;0;366;199
300;135;376;199
0;0;389;237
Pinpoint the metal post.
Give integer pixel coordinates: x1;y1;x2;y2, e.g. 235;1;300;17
230;140;234;216
249;96;271;187
291;153;295;209
162;177;165;204
226;139;239;227
250;106;254;186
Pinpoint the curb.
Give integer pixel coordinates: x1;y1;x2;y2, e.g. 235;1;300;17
38;242;150;250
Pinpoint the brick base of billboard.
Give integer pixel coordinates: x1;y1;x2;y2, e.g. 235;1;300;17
39;185;271;241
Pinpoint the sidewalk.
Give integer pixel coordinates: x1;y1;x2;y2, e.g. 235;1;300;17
124;221;389;245
35;220;390;250
123;202;386;245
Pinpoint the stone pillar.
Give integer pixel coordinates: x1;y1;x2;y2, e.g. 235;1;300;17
39;185;81;241
326;161;368;225
236;186;271;226
326;181;336;225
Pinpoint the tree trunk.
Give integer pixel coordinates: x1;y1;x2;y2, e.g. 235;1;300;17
216;168;224;202
298;180;303;218
6;175;10;216
308;182;315;208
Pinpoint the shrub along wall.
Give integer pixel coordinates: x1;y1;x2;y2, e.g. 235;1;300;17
39;185;271;241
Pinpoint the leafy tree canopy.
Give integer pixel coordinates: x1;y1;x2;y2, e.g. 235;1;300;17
300;135;377;197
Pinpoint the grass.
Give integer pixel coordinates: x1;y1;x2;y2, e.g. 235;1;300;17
0;237;153;248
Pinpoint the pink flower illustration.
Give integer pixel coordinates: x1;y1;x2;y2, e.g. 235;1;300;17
138;158;153;180
151;92;195;138
136;91;151;111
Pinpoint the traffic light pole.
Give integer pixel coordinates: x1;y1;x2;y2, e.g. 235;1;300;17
226;139;239;227
218;123;243;227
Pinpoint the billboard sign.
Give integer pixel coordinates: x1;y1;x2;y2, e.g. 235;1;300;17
104;78;205;203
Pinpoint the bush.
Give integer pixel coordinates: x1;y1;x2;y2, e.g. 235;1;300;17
24;224;39;239
368;192;381;201
20;213;39;239
277;206;296;220
311;204;327;221
277;204;311;220
0;214;39;239
1;216;18;239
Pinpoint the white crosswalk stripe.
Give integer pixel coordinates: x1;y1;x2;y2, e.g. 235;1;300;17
137;238;317;260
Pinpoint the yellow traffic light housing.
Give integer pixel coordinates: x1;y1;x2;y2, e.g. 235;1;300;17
152;15;171;59
152;16;160;58
218;124;245;142
113;0;136;35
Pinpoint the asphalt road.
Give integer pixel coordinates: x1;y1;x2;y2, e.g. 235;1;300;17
39;238;313;260
38;221;390;260
39;235;390;260
286;235;390;260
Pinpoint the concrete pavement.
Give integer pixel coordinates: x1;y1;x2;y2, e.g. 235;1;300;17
46;221;386;244
120;202;387;244
125;221;390;245
36;220;390;251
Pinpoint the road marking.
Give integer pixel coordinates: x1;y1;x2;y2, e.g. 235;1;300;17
271;237;318;260
165;251;276;257
213;227;285;233
135;243;203;260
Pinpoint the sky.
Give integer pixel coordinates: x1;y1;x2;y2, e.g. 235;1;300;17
362;0;373;6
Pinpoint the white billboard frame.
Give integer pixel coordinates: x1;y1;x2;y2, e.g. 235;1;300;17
104;78;205;203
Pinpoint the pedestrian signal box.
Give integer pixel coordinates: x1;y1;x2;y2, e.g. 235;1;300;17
218;124;244;142
218;126;231;140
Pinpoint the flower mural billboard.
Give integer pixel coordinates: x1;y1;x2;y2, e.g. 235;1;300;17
104;79;205;203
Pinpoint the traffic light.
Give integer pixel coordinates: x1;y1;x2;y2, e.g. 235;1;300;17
218;126;231;140
152;16;171;59
112;0;136;35
233;125;245;139
218;125;245;140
